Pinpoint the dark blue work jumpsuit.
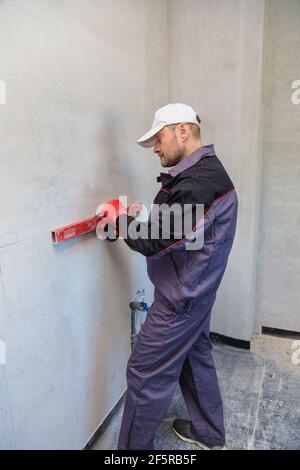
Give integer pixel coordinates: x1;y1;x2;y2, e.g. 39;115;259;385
117;145;238;449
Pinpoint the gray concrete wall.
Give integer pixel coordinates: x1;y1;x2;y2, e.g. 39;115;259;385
0;0;167;449
168;0;266;340
255;0;300;332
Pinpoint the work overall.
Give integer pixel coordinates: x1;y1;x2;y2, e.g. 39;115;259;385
117;145;238;450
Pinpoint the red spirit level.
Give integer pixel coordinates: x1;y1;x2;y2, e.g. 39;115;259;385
51;215;105;245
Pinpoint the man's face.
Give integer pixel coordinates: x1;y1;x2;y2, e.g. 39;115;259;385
153;125;183;168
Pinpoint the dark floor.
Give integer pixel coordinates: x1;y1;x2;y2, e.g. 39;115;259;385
91;334;300;450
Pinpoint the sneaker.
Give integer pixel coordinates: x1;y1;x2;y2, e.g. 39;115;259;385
172;419;225;450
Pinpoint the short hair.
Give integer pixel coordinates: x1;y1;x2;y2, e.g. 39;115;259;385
188;123;201;140
169;122;201;140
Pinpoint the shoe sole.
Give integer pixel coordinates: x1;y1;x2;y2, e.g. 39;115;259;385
172;426;211;451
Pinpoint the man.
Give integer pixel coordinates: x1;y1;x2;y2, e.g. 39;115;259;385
100;103;238;450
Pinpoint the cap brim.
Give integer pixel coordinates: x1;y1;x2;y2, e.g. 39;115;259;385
136;122;166;148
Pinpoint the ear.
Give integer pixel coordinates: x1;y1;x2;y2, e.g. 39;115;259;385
178;122;190;143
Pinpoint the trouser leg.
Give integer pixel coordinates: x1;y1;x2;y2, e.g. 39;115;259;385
117;299;213;450
179;312;225;447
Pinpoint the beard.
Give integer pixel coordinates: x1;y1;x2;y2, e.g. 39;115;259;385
161;158;180;168
160;134;184;168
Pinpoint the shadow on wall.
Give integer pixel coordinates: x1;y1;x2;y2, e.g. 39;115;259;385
90;111;137;438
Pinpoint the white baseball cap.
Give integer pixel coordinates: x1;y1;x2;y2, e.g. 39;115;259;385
137;103;201;148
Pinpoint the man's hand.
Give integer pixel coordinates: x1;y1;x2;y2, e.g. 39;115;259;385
95;199;145;241
96;199;127;227
127;202;144;218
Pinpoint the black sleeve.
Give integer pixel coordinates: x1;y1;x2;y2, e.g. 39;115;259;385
116;177;215;259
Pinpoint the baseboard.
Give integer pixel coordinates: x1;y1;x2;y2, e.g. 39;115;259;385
84;392;126;450
210;332;251;350
261;326;300;339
